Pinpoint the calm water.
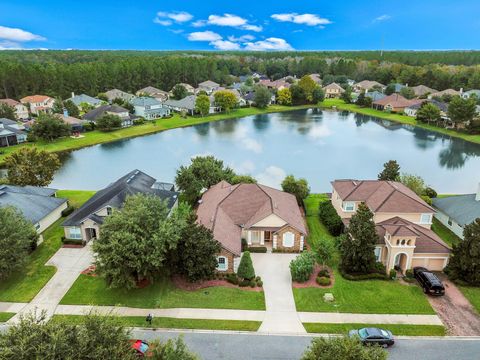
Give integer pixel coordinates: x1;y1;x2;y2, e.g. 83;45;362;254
51;109;480;193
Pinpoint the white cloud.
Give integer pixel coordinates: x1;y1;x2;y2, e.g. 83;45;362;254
187;31;222;42
244;37;293;51
154;11;193;26
0;25;45;42
194;13;263;32
210;40;241;50
0;40;22;50
191;20;207;28
228;34;255;42
242;138;263;153
374;14;391;22
271;13;332;27
242;24;263;32
232;160;256;174
168;29;184;34
256;166;286;189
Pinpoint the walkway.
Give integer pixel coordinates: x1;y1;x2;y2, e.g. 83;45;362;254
8;244;94;323
251;253;306;334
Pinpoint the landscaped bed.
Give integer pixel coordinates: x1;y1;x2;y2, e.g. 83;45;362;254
60;275;266;310
0;313;15;323
51;315;261;332
303;322;446;336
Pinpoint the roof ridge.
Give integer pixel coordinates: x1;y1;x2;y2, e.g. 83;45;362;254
389;181;434;212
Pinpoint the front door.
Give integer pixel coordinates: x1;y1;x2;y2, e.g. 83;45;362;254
264;231;272;242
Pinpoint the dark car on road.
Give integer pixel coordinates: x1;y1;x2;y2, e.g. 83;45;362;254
413;267;445;296
348;327;395;347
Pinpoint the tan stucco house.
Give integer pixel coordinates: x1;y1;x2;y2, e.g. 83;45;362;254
331;179;450;273
323;82;345;98
196;181;308;273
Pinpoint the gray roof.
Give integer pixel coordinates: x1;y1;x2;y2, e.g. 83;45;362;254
62;170;178;227
130;97;162;107
392;83;406;92
163;95;197;111
464;89;480;97
433;194;480;227
406;99;448;112
0;185;66;224
69;94;102;107
0;118;26;136
83;104;130;121
365;91;386;102
105;89;135;101
198;80;220;88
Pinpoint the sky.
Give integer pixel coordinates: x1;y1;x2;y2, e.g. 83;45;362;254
0;0;479;51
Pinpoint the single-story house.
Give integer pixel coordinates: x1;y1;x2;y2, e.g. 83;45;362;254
212;89;246;107
20;95;55;115
323;82;345;98
0;184;68;233
242;91;275;106
68;93;103;108
163;95;220;115
353;80;385;92
105;89;135;103
259;79;290;91
136;86;169;102
54;113;89;132
428;89;460;99
411;85;438;98
83;104;135;127
331;179;450;272
461;89;480;100
130;97;171;120
432;185;480;240
62;170;178;242
404;100;448;118
372;94;422;113
364;91;386;102
196;181;308;273
171;83;196;95
197;80;220;94
0;99;29;119
0;118;27;147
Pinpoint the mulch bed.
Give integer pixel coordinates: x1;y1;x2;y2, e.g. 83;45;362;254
172;275;263;292
292;264;335;289
81;265;97;276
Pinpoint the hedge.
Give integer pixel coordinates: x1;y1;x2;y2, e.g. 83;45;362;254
246;246;267;253
318;201;344;236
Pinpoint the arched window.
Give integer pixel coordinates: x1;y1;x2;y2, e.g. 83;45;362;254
396;240;400;245
216;256;228;271
283;232;295;248
401;239;406;246
407;240;411;246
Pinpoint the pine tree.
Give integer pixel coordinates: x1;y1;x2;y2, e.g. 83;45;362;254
378;160;401;181
237;251;255;280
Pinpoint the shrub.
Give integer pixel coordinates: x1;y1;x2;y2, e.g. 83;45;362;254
373;262;387;274
389;269;397;279
247;246;267;253
318;269;330;278
249;280;256;288
424;187;438;198
256;280;263;287
421;195;433;205
133;118;145;126
318;201;344;236
316;276;331;286
405;269;414;278
237;251;255;280
239;279;250;287
226;273;239;285
241;238;247;251
61;205;75;217
290;251;316;282
339;265;389;281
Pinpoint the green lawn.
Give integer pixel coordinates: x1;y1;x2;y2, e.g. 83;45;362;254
0;191;95;303
57;190;97;208
51;315;261;332
431;217;461;247
303;194;335;251
320;99;480;145
303;323;446;336
0;313;15;323
60;275;265;310
458;286;480;314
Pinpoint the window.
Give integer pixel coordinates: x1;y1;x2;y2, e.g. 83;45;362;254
68;227;82;240
283;232;295;247
401;239;406;246
34;223;41;231
106;207;112;216
343;202;355;212
250;231;261;244
448;218;453;226
420;214;432;224
217;256;228;271
374;247;382;262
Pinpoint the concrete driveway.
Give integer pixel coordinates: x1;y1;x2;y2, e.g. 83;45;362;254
251;253;306;334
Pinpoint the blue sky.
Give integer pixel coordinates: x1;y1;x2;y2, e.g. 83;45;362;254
1;0;479;51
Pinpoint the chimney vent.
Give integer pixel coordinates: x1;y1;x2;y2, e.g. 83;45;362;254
476;183;480;201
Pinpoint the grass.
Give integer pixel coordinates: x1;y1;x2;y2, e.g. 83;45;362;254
431;217;462;247
320;98;480;145
303;194;335;250
0;190;95;303
458;286;480;314
0;105;311;165
56;190;97;208
0;313;15;322
60;275;265;310
303;323;446;336
51;315;261;332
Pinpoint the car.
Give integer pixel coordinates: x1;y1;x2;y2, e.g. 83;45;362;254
413;267;445;296
348;327;395;348
131;340;150;357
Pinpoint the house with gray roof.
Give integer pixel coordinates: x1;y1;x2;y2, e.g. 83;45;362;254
404;99;448;118
105;89;135;103
0;118;27;147
0;185;68;233
130;97;170;120
163;95;220;115
364;91;386;102
432;185;480;239
62;170;178;242
136;86;169;102
68;93;103;108
462;89;480;100
83;104;135;127
197;80;220;94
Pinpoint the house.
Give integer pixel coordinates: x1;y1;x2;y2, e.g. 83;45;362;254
411;85;437;98
130;97;171;120
54;113;88;132
0;184;67;233
105;89;135;103
461;89;480;100
0;118;27;147
212;89;246;107
309;74;322;85
0;99;29;119
364;91;386;102
428;89;460;99
353;80;385;92
20;95;55;115
196;181;308;272
83;104;135;127
404;100;448;118
242;91;275;107
432;185;480;240
62;170;178;242
171;83;196;95
259;79;290;91
68;93;103;108
197;80;220;94
163;95;220;115
331;179;450;272
390;83;406;93
136;86;169;102
372;94;422;113
323;82;345;98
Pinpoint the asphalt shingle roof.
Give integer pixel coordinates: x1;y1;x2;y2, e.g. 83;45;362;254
433;194;480;227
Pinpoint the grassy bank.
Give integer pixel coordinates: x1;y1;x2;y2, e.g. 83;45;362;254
60;275;265;311
0;313;15;323
458;286;480;314
303;323;446;336
0;105;311;164
431;218;462;247
320;99;480;145
51;314;261;332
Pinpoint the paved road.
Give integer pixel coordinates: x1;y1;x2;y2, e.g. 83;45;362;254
131;330;480;360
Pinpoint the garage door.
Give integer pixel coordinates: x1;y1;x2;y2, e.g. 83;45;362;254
427;259;447;271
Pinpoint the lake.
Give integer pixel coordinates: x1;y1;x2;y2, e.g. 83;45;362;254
51;109;480;193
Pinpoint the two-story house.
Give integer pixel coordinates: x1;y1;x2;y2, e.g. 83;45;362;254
197;80;220;94
130;97;171;120
331;179;450;273
20;95;55;115
83;104;135;127
323;83;345;99
0;99;29;119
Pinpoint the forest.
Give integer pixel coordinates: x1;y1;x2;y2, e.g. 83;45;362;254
1;50;480;99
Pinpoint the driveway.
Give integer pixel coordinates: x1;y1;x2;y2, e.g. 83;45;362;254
427;277;480;336
9;243;94;323
251;253;306;334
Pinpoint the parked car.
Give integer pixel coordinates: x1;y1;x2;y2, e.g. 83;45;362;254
348;327;395;348
131;340;150;357
413;267;445;296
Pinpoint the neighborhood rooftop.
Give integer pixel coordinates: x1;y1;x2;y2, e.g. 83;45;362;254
433;194;480;227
